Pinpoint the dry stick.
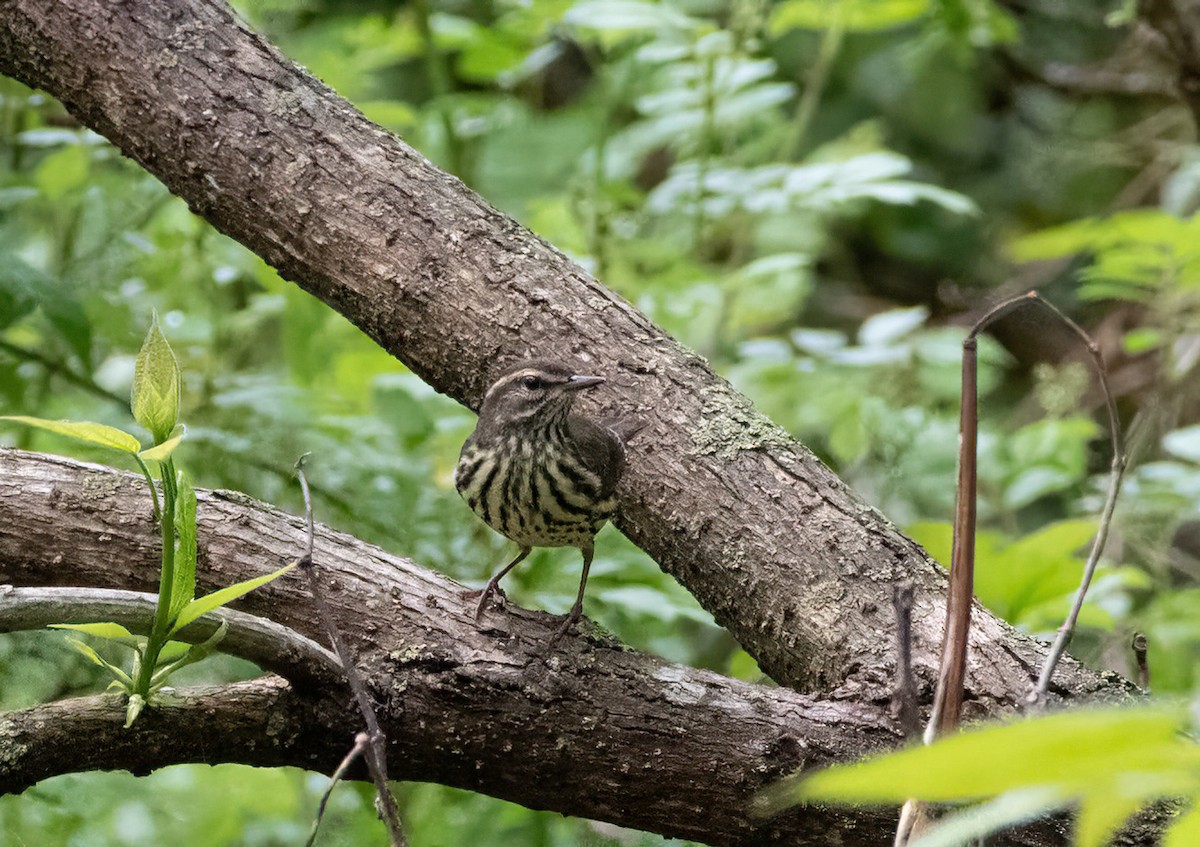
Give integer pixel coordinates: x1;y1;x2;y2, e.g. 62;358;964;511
1132;633;1150;691
892;583;921;739
294;459;408;847
1024;296;1126;706
897;292;1070;845
894;312;985;846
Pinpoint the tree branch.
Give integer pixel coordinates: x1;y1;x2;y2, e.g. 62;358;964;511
0;585;341;688
0;677;354;795
0;448;918;845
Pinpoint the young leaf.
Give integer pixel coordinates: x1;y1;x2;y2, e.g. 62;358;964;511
0;416;140;453
63;637;134;689
131;314;181;444
150;621;228;691
125;693;145;728
169;470;198;621
139;424;186;462
50;622;143;650
155;640;194;664
169;560;298;635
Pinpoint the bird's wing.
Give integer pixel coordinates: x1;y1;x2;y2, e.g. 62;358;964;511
567;415;625;500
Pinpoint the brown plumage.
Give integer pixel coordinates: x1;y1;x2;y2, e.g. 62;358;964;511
455;360;624;641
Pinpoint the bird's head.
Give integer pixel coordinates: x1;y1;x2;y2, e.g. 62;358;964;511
477;360;605;431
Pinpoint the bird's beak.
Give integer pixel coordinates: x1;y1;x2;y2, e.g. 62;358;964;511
565;374;605;391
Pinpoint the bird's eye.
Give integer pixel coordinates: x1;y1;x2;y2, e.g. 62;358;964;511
521;375;543;391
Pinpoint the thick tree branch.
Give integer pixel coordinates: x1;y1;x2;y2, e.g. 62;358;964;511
0;677;354;794
0;0;1127;712
0;448;917;845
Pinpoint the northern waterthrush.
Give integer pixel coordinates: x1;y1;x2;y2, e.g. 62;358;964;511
455;360;624;641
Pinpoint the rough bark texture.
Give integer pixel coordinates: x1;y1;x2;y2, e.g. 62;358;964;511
0;449;909;845
0;677;353;793
0;0;1125;710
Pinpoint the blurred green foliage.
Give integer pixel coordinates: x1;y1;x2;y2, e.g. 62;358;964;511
1;0;1199;843
762;703;1200;847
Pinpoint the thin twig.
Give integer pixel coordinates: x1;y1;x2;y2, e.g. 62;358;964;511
295;457;408;846
892;583;920;739
1024;296;1126;705
0;339;128;409
306;731;371;847
925;333;979;742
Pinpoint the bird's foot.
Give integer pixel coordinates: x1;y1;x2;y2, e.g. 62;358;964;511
470;581;507;621
549;603;584;645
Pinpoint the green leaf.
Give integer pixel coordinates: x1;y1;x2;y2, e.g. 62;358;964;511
1076;788;1152;847
138;424;186;462
131;314;181;444
35;144;90;200
771;0;930;34
762;705;1193;811
563;0;699;33
858;306;929;347
910;787;1069;847
50;622;142;650
0;250;44;330
150;621;228;690
169;560;298;636
0;416;141;453
155;640;194;664
169;470;198;621
62;637;134;689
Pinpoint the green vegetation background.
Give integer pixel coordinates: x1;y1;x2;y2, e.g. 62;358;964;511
1;0;1198;843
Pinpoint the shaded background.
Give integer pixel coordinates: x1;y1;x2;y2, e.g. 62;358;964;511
1;0;1198;843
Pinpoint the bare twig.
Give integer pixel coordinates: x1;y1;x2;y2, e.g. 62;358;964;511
293;457;408;847
1132;632;1150;691
925;332;980;742
306;731;372;847
896;307;987;845
1024;297;1126;705
892;583;920;739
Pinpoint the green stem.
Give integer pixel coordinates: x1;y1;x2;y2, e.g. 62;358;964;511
693;52;717;246
133;454;162;521
134;458;177;695
779;12;845;159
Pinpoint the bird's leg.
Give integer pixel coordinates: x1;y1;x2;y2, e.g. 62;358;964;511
551;542;593;644
474;546;531;621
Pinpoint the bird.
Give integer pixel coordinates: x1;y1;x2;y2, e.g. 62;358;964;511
454;359;624;642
